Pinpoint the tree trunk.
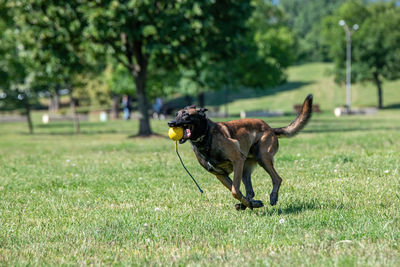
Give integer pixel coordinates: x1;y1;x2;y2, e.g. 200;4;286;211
23;94;34;134
69;91;80;134
122;35;152;136
54;89;60;111
111;94;120;119
134;70;152;136
373;72;383;109
49;94;55;113
49;87;60;113
184;95;192;106
197;91;205;107
128;38;152;136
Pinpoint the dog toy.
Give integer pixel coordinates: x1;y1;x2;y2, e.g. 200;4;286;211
168;127;203;193
168;127;183;141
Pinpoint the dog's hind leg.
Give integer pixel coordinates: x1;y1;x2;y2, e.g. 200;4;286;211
255;135;282;206
257;154;282;206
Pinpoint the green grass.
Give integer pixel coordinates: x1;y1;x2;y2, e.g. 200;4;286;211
1;62;400;266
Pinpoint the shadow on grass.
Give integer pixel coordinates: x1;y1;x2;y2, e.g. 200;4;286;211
254;201;345;216
384;103;400;109
19;129;133;136
19;131;169;138
165;81;312;109
302;126;400;134
207;81;313;107
26;121;134;136
19;128;169;139
269;117;400;134
128;133;169;139
255;202;319;216
303;118;400;134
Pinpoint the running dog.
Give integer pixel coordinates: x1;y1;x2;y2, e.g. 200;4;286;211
168;94;313;210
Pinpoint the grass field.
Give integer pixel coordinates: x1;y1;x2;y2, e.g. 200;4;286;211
1;63;400;266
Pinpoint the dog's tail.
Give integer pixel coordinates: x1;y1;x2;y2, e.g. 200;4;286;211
273;94;313;138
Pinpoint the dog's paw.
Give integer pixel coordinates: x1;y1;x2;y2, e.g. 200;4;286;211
270;192;279;206
235;203;247;211
251;199;264;208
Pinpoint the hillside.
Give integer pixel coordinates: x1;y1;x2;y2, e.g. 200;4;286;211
205;62;400;115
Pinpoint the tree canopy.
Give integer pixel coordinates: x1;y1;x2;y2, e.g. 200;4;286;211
323;0;400;108
279;0;348;62
80;0;252;136
169;0;296;104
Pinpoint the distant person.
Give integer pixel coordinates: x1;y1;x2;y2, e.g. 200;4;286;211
153;97;164;119
122;95;132;120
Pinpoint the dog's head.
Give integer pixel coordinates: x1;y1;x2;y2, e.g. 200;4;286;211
168;105;208;143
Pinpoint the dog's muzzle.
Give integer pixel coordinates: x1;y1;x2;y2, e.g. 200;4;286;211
168;120;176;127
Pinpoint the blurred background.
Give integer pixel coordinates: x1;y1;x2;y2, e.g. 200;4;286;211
1;0;399;136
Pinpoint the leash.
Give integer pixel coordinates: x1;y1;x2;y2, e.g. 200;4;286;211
174;141;203;194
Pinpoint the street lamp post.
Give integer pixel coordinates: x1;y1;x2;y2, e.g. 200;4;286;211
339;20;358;113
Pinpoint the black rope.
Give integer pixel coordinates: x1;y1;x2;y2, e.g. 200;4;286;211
175;141;203;194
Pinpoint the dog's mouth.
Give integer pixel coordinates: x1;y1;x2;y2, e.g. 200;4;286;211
168;119;195;143
180;124;194;143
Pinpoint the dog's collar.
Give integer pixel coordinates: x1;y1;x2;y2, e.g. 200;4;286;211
191;120;209;144
192;135;206;143
191;120;213;159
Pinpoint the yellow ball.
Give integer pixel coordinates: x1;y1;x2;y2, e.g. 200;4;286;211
168;127;183;141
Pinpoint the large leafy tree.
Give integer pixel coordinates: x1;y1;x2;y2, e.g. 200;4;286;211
81;0;252;136
323;0;400;109
170;0;296;108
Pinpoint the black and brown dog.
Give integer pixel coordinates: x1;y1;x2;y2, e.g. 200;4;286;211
168;94;313;210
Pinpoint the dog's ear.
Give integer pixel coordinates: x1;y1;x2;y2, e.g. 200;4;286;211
198;107;208;117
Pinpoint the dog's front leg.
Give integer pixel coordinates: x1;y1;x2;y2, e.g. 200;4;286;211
231;159;253;209
215;175;246;210
215;175;233;190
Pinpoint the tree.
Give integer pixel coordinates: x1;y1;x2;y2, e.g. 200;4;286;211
279;0;347;62
323;0;400;109
0;2;37;134
353;3;400;109
169;0;296;110
8;0;98;133
240;0;296;86
81;0;252;136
